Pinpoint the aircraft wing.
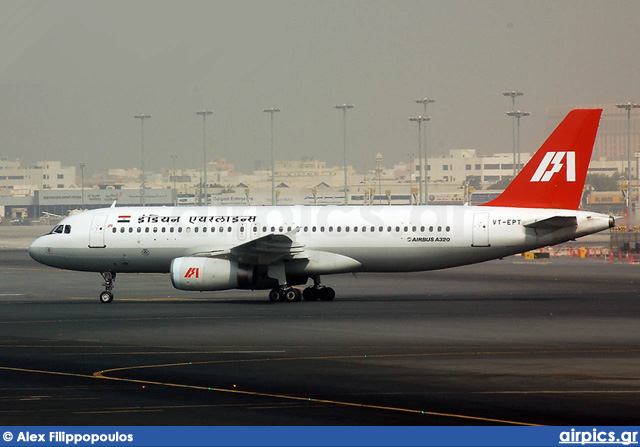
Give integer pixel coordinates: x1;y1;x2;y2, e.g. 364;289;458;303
189;228;306;265
523;216;577;230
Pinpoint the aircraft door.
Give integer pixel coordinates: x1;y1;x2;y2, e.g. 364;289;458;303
89;214;108;248
472;213;490;247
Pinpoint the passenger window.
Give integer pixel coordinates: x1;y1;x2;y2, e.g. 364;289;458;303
262;226;267;232
153;227;158;233
129;227;133;233
112;228;117;233
170;227;174;233
186;227;191;233
120;227;125;233
420;226;425;232
387;227;392;232
429;226;434;232
304;226;308;232
162;227;166;233
320;226;325;232
137;227;142;233
145;227;150;233
337;226;341;232
395;226;400;232
240;226;244;233
194;227;199;233
329;226;333;232
437;226;442;232
178;227;183;233
219;227;224;232
404;226;408;232
287;226;292;232
412;226;416;232
203;227;207;233
446;226;451;232
227;226;232;232
378;226;383;232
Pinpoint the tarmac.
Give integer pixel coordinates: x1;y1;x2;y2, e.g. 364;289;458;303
0;246;639;426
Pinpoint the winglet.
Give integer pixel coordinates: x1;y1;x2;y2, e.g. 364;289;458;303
482;109;602;210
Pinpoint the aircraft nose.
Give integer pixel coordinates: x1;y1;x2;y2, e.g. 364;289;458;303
28;237;48;264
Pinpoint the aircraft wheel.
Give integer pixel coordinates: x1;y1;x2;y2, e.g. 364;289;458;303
99;291;114;304
319;287;335;301
268;288;284;302
284;288;301;302
303;287;319;301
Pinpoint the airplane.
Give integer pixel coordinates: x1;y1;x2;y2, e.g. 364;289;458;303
29;109;613;304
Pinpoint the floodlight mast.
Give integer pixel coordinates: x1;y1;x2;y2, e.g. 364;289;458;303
134;114;151;206
409;116;430;204
503;91;524;178
415;98;435;204
616;102;640;229
335;104;354;205
263;108;280;205
196;110;213;206
505;110;530;175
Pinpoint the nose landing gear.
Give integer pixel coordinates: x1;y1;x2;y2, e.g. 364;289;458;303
99;272;115;303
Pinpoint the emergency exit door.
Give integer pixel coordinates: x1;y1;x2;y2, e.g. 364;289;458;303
472;213;490;247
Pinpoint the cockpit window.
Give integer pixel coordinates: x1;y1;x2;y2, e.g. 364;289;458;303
49;224;71;234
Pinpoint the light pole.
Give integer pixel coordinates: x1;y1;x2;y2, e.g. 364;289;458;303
409;116;430;204
407;153;414;205
616;102;640;228
263;107;280;205
170;155;178;205
503;91;524;178
506;110;530;175
335;104;354;205
415;98;435;204
79;162;85;208
196;110;213;206
134;114;151;206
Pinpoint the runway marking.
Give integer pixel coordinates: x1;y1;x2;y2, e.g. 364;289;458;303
92;370;535;426
0;365;534;425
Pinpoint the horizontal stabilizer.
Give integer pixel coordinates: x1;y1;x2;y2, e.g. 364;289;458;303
523;216;577;230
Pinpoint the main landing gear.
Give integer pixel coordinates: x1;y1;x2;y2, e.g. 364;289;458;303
268;276;335;303
99;272;115;304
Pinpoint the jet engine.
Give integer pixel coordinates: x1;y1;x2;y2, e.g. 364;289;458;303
171;257;262;291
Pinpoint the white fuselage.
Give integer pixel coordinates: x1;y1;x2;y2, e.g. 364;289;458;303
29;205;611;275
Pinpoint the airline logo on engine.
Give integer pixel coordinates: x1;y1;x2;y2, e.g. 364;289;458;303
184;268;200;279
531;151;576;182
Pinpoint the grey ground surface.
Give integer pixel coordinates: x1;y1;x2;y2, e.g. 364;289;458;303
1;248;639;425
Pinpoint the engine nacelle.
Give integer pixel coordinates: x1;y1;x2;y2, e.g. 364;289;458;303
171;257;258;291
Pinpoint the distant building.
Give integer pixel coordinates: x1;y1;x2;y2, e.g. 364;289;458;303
0;159;76;194
547;104;640;161
419;149;530;185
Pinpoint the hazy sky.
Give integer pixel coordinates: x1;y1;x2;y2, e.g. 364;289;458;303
0;0;638;175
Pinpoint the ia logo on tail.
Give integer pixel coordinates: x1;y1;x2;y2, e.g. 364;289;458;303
531;151;576;182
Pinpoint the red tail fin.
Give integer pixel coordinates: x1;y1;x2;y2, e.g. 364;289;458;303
482;109;602;210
